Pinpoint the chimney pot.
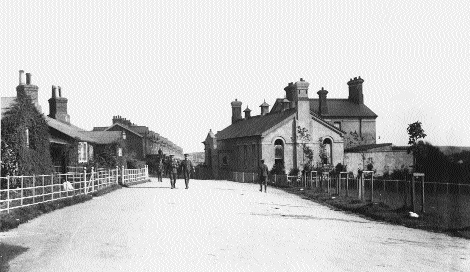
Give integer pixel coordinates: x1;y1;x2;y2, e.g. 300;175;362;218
52;85;57;98
19;70;25;85
58;86;62;97
26;73;32;85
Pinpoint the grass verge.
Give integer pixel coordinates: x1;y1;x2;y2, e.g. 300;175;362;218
276;185;470;240
0;184;122;232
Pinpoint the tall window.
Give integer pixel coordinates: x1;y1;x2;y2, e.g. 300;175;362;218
252;144;256;168
25;128;29;148
274;139;284;168
322;138;333;164
244;145;248;169
78;142;88;163
88;144;94;161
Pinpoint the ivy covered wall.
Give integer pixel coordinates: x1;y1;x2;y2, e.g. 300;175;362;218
1;89;53;176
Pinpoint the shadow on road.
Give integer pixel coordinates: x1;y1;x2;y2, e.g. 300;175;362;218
0;243;28;272
250;212;370;224
125;186;171;189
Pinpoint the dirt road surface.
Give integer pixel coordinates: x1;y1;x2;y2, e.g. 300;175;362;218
1;178;469;271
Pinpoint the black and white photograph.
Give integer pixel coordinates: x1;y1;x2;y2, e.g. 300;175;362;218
1;1;469;271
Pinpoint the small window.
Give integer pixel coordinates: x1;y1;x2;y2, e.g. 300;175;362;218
334;122;341;130
122;131;126;139
78;142;88;163
117;147;123;157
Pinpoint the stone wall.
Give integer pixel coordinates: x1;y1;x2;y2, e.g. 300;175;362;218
344;150;413;176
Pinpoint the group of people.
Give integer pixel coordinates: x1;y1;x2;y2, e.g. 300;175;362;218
155;153;194;189
154;155;270;193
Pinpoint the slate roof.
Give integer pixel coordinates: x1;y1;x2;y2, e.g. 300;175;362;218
80;131;122;144
45;116;96;143
216;108;296;140
310;99;377;118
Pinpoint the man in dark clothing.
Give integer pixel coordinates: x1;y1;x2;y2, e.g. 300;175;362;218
168;155;178;189
156;158;163;182
180;153;194;189
258;159;269;192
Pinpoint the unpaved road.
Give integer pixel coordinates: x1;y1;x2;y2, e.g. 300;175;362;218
1;178;469;271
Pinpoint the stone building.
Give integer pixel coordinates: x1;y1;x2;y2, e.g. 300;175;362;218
204;77;380;178
92;116;184;160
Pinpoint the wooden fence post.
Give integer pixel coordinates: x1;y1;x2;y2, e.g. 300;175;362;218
412;175;416;212
421;175;425;213
121;166;125;185
21;176;24;206
116;166;119;184
6;175;10;214
83;168;87;194
33;175;36;204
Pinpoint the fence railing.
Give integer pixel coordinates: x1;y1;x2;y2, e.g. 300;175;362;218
0;165;149;214
229;171;470;215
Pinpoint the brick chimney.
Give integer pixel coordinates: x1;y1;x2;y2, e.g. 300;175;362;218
317;87;328;115
243;105;251;119
260;100;270;116
16;70;39;109
231;99;242;123
48;85;70;123
348;76;364;104
284;82;296;109
295;78;310;122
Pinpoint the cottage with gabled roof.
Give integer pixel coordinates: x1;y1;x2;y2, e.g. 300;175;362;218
203;77;376;178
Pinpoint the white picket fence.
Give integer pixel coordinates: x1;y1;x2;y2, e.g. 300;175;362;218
0;165;149;213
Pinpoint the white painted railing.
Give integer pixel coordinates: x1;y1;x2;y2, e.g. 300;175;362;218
0;165;149;213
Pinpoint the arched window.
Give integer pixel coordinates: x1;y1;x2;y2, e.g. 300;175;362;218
322;138;333;165
274;139;284;169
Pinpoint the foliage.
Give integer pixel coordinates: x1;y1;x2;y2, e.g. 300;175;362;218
94;143;119;169
344;131;367;149
289;168;300;176
270;162;286;175
296;126;313;165
1;89;53;176
366;157;374;171
407;121;427;171
407;121;427;147
318;137;328;164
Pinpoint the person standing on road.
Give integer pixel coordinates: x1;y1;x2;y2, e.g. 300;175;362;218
180;153;194;189
258;159;269;192
156;158;163;182
168;155;178;189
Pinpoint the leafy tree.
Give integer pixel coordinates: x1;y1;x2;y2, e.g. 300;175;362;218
407;121;427;171
296;126;313;167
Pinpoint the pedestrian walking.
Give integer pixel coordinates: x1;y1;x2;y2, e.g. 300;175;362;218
180;153;194;189
156;158;163;182
258;159;269;192
168;155;178;189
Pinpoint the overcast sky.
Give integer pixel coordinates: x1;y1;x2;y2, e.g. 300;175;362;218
2;0;469;153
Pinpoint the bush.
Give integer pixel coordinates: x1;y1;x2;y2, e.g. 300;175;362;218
270;162;285;175
289;168;300;176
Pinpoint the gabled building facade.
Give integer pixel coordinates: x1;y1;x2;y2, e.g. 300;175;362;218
204;78;365;178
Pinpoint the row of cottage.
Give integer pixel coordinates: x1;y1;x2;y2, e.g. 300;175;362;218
203;77;413;178
1;70;183;173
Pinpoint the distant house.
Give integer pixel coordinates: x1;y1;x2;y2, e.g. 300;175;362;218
92;116;184;160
